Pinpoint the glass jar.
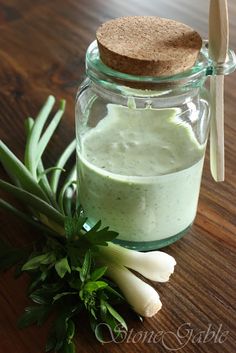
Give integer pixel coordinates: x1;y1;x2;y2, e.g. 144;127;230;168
75;40;236;250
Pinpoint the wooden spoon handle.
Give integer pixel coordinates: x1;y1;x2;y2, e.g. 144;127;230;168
209;0;229;62
209;0;228;182
210;75;225;181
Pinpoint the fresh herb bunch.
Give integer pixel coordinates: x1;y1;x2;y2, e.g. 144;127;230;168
0;96;128;353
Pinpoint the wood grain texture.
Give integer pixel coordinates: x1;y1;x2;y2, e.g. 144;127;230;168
0;1;235;353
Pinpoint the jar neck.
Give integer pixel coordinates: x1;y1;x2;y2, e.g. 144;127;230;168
87;78;205;109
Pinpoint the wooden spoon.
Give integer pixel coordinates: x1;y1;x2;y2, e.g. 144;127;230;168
209;0;229;182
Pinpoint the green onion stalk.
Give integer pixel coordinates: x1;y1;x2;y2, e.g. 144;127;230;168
0;96;176;352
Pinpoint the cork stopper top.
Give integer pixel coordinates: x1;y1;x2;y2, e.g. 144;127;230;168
96;16;202;77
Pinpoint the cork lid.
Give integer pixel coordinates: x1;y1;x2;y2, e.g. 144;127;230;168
96;16;202;77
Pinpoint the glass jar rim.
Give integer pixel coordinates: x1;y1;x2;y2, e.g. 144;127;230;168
85;40;236;90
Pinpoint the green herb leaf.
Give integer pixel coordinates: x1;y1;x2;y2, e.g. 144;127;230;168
53;292;77;302
30;283;64;305
30;289;52;305
66;319;75;343
84;281;108;293
80;250;91;282
22;252;56;271
105;285;125;302
64;214;86;240
28;271;49;293
55;257;71;278
46;304;78;352
90;266;107;281
85;223;119;246
103;312;119;334
99;298;107;320
105;302;128;330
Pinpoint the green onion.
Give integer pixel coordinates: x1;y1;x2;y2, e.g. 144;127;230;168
0;140;48;201
99;242;176;282
0;180;64;226
25;117;58;208
50;139;76;194
58;165;76;214
105;263;162;317
36;99;66;167
24;95;55;178
0;199;59;237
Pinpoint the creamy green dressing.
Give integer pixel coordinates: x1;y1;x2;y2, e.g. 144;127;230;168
77;104;205;242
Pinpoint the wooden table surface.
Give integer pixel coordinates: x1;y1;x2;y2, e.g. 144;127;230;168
0;1;235;352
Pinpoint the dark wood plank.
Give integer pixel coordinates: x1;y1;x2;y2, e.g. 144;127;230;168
0;1;235;352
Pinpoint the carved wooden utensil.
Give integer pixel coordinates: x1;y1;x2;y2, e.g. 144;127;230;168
209;0;229;181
